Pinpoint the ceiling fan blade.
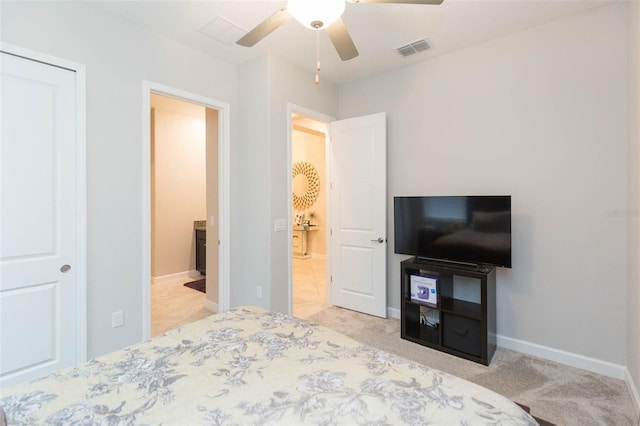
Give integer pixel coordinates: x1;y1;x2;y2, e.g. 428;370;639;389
325;18;359;61
236;7;292;47
348;0;444;4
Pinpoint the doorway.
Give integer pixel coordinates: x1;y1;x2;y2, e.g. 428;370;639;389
287;109;388;319
290;111;330;318
142;82;231;340
149;93;213;335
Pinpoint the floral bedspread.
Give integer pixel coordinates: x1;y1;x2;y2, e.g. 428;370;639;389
1;306;537;425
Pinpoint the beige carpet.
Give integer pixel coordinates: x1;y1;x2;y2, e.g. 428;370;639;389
307;306;638;426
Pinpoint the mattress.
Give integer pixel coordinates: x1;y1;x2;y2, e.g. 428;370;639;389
0;306;536;425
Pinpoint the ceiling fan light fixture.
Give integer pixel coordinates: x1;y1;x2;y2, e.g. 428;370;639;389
287;0;345;30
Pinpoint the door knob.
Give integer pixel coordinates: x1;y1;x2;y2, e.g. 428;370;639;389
371;237;384;244
60;264;71;273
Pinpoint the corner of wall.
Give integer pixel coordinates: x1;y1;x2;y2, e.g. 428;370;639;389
626;368;640;421
628;0;640;421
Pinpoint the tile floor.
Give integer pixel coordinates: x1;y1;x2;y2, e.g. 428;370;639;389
151;258;328;336
151;275;212;336
292;257;328;318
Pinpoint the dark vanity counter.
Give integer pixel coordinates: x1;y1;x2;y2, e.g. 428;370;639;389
194;220;206;275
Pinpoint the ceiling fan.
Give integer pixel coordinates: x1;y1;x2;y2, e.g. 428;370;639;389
236;0;444;62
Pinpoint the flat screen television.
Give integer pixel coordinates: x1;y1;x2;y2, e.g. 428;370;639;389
394;196;512;268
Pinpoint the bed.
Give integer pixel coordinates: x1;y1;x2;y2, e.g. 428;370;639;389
0;306;537;425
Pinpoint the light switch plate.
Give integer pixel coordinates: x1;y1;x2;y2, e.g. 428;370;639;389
274;219;287;232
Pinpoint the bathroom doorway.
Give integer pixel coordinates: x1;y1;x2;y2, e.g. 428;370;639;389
291;112;329;318
142;82;231;340
149;93;213;335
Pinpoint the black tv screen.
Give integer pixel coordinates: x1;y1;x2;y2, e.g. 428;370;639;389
394;196;512;268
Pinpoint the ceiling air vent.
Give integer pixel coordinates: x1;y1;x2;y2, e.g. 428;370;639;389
395;39;431;57
199;15;247;46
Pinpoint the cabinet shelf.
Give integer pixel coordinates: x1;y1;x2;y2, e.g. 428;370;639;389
400;257;496;365
403;321;439;346
439;297;481;320
404;297;437;309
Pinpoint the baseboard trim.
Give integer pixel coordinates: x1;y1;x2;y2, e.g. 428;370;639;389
152;270;200;285
388;304;634;404
311;253;326;260
387;307;400;319
204;299;218;313
626;368;640;420
496;334;626;380
387;304;625;379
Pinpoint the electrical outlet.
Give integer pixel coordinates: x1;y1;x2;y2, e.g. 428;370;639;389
111;310;124;328
256;286;262;299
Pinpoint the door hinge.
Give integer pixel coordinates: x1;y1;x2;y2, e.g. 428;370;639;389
330;276;333;283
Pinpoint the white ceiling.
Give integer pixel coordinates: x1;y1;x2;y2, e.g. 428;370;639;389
91;0;615;85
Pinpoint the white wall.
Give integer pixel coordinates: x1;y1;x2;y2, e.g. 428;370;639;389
234;56;338;313
0;1;237;358
340;3;628;367
627;0;640;415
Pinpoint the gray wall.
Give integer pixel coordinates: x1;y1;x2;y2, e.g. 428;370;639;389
267;57;338;313
339;3;629;366
627;0;640;412
0;1;237;358
233;57;271;309
233;56;339;313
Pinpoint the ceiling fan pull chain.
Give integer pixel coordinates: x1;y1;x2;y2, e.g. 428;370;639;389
315;29;321;84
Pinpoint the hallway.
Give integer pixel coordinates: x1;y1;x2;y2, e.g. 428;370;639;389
292;257;327;318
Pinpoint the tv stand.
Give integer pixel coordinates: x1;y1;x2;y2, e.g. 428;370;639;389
400;257;496;365
477;265;491;274
414;257;483;270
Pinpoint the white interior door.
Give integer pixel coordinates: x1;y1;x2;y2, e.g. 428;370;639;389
0;50;83;386
329;112;387;317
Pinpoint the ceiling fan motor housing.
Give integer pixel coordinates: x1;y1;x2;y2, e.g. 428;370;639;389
236;0;443;65
288;0;346;30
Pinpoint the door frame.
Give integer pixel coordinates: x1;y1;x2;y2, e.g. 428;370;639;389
286;103;335;315
141;81;231;339
0;42;88;365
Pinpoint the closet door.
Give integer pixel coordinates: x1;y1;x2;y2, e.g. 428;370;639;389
0;49;85;386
